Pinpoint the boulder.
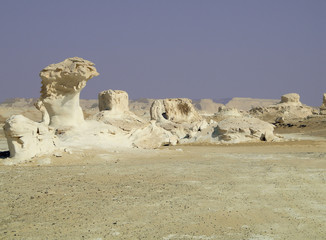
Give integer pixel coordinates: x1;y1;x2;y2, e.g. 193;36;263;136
39;57;99;129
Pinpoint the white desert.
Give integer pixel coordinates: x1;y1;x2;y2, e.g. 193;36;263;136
0;57;325;239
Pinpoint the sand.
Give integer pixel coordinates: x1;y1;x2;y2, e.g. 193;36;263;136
1;131;326;239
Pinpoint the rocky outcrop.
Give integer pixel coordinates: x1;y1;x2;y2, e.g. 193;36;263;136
3;115;57;162
39;57;99;129
226;97;279;111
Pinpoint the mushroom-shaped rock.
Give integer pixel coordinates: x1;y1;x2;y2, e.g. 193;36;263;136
3;115;57;162
98;89;129;113
39;57;99;129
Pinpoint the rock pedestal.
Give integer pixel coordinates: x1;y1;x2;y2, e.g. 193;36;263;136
39;57;99;129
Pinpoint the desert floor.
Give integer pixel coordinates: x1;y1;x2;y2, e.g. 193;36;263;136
0;120;326;240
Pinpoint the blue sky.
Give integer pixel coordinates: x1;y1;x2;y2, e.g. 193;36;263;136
0;0;325;106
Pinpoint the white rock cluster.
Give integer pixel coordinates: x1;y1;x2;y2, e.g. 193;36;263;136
2;57;282;164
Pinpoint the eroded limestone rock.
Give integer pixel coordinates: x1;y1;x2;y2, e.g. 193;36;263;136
214;117;276;143
39;57;99;129
3;115;57;162
98;90;129;113
149;98;206;141
164;98;202;123
129;121;177;149
96;90;146;131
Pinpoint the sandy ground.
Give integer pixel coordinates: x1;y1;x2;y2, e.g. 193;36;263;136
0;132;325;239
0;110;326;239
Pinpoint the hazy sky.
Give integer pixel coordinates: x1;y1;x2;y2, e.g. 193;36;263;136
0;0;325;106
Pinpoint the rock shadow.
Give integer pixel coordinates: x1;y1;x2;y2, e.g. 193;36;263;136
0;151;10;159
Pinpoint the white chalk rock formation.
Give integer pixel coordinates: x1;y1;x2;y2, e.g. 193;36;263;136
180;116;276;144
320;93;326;115
3;115;57;162
96;90;146;131
39;57;99;129
98;90;129;113
214;117;276;142
150;99;169;122
150;98;207;142
129;121;177;149
151;98;202;123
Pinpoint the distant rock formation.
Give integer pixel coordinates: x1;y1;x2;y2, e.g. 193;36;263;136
320;93;326;115
249;93;315;122
39;57;99;129
280;93;301;106
193;99;224;114
226;97;279;111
